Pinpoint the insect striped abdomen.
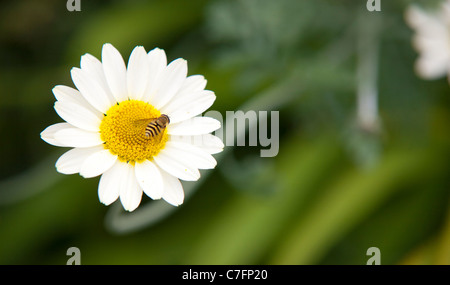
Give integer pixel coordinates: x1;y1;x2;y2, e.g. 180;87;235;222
145;114;170;138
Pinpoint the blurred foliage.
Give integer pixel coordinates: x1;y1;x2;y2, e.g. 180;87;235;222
0;0;450;265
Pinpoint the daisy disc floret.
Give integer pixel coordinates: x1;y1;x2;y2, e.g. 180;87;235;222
41;44;224;211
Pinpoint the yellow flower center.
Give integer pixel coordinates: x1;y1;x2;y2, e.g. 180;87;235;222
99;100;168;163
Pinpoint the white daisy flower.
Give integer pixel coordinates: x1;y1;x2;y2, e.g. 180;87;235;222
405;1;450;80
41;43;224;211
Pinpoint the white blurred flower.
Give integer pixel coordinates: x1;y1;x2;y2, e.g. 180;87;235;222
41;44;223;211
405;1;450;80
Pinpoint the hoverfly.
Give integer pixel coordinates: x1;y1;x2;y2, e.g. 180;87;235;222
145;114;170;138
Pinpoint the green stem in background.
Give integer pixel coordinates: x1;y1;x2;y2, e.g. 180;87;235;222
0;154;63;206
356;11;381;134
344;11;383;169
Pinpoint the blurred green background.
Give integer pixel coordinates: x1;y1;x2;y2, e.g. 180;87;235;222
1;0;450;265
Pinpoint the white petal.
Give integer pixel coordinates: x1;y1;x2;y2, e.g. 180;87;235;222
79;149;117;178
53;86;104;124
127;46;150;100
41;123;73;147
443;1;450;24
199;134;224;154
415;56;449;79
54;127;103;148
134;160;163;200
53;85;80;101
160;169;184;206
167;117;221;136
102;43;128;102
55;145;104;174
405;6;434;30
53;85;103;120
413;34;449;56
164;141;217;169
80;53;116;102
98;161;122;206
54;101;102;132
162;75;207;110
119;163;143;212
170;134;224;154
152;58;188;109
406;6;448;37
142;48;167;103
161;90;216;124
71;67;115;113
180;75;207;94
160;75;208;116
153;146;200;181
